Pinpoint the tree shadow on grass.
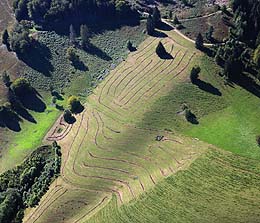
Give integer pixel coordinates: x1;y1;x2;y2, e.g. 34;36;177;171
84;43;112;61
152;30;168;38
157;52;173;60
72;60;88;71
19;41;53;76
158;21;173;31
186;113;199;125
194;79;222;96
18;90;46;113
0;113;22;132
7;90;36;123
13;105;36;123
231;74;260;98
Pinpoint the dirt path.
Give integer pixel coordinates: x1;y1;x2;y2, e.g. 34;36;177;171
162;19;215;47
179;11;221;22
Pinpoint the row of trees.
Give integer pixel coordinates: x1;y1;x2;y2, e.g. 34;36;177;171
63;95;84;123
13;0;137;24
69;24;90;49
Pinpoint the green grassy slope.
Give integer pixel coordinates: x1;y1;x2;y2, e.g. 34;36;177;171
86;148;260;223
140;55;260;160
0;23;146;173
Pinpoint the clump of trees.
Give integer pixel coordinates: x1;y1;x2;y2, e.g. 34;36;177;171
230;0;260;46
10;78;32;96
67;96;84;114
2;23;35;57
9;23;34;56
0;144;61;222
214;39;247;80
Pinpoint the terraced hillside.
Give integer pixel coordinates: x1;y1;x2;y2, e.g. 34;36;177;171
23;27;208;222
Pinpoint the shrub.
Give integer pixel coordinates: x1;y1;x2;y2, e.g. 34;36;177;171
185;109;198;124
127;40;133;51
66;47;79;63
67;96;84;114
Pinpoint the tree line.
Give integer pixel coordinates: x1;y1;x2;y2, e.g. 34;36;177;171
0;143;61;223
13;0;138;25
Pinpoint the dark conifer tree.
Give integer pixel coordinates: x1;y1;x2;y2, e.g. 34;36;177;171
152;7;161;27
146;14;155;35
80;24;90;49
69;24;76;45
195;33;204;50
2;29;10;49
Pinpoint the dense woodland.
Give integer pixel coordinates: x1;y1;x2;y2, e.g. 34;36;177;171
231;0;260;46
0;143;61;223
13;0;138;25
